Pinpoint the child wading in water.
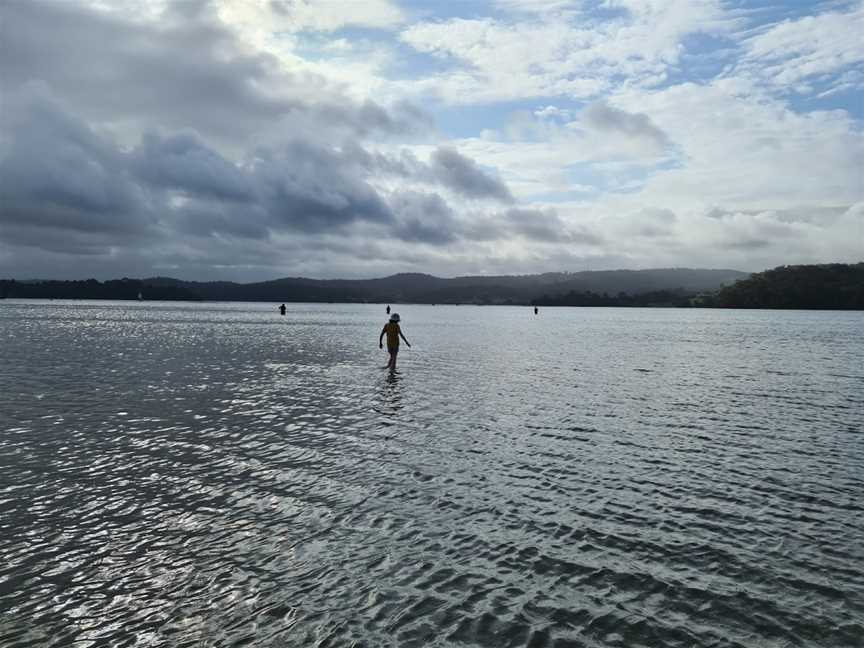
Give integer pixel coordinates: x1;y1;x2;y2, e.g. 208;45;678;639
379;313;410;372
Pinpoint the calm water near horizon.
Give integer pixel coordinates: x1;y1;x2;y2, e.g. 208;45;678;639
1;300;862;647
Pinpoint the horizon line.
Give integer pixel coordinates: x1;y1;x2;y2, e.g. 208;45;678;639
1;265;763;284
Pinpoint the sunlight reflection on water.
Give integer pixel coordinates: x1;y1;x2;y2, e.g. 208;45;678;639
1;301;863;647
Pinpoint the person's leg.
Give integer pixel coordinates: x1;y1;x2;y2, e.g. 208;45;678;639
389;349;398;371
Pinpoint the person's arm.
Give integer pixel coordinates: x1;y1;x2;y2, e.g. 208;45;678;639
379;326;386;348
399;329;411;347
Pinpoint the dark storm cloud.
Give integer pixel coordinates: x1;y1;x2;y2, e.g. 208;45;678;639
251;140;395;231
131;132;254;202
429;148;514;203
336;142;515;202
388;192;458;244
0;84;151;237
0;1;525;278
134;133;405;236
0;0;428;144
170;201;271;240
0;222;131;256
0;83;517;259
0;86;395;255
582;102;670;152
0;1;282;134
3;84;521;260
316;100;434;139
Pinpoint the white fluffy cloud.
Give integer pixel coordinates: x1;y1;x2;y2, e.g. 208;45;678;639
223;0;405;33
613;81;863;210
400;1;732;104
736;2;864;94
447;73;862;269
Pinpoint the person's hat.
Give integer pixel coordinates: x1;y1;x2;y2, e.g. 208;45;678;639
390;313;400;322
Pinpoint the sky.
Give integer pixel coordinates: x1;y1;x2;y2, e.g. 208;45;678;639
0;0;862;280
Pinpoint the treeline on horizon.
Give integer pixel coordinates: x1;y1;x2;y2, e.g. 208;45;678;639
0;268;747;304
0;278;199;301
1;263;861;309
533;289;694;307
533;264;863;309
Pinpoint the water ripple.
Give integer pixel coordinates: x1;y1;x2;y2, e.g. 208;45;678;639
1;301;862;647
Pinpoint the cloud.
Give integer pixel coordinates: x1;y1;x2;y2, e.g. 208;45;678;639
457;206;601;245
400;18;608;104
495;0;577;14
399;2;733;104
0;0;860;280
0;81;520;275
736;2;864;95
388;191;459;244
632;208;677;238
0;0;427;150
0;84;150;238
131;132;254;202
505;207;575;243
534;105;573;121
170;200;271;241
447;106;674;203
610;80;864;210
326;143;515;202
581;102;670;154
221;0;405;34
428;148;514;203
251;139;397;232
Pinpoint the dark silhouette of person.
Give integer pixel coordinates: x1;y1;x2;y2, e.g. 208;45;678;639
279;303;286;316
386;305;391;315
379;313;410;372
534;306;538;315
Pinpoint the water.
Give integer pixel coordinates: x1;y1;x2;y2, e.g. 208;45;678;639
1;301;862;648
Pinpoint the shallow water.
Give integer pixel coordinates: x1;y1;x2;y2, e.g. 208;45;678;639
1;301;863;647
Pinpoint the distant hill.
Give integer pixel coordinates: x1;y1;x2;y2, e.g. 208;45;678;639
171;268;748;304
534;289;695;308
0;268;748;304
0;278;199;301
714;263;864;309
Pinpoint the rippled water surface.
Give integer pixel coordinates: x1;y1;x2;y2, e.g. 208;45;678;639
2;301;863;647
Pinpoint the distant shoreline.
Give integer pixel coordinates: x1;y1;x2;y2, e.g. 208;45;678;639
3;297;862;311
2;263;861;309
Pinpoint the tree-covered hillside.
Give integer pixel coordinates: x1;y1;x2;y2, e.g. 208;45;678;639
715;264;864;309
0;278;198;301
533;289;693;307
0;268;746;304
